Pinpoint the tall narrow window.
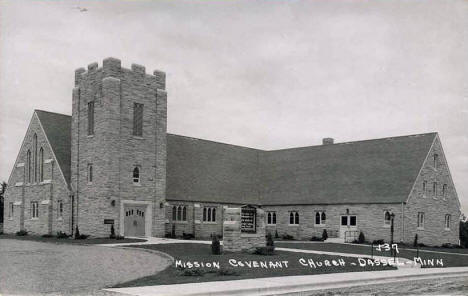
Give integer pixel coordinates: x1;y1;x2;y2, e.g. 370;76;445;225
422;180;427;196
31;201;39;219
445;214;451;230
172;206;176;220
133;167;140;184
177;206;182;221
182;206;187;221
9;202;14;219
39;148;44;182
212;208;216;222
267;211;277;225
295;212;300;224
434;154;438;169
203;207;207;222
33;133;37;182
207;208;212;222
27;150;31;183
384;211;391;226
315;211;326;225
57;200;63;219
417;212;425;229
88;101;94;135
442;184;448;199
290;211;299;225
87;164;93;183
133;103;144;136
272;212;276;224
433;182;437;198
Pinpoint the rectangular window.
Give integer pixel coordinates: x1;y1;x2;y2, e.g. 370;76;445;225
87;163;93;184
434;154;438;169
57;200;63;219
203;207;216;222
417;212;425;229
349;216;357;226
88;101;94;135
31;201;39;219
9;202;14;219
445;214;451;230
133;103;144;137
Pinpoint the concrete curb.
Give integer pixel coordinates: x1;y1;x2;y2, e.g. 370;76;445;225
105;267;468;296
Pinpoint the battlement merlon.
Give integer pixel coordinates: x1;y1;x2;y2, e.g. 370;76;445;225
74;57;166;90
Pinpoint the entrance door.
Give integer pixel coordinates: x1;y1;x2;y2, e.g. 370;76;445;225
124;205;146;237
340;215;357;238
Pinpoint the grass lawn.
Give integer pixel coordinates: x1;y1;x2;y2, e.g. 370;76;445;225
276;242;468;268
113;243;395;287
0;233;146;245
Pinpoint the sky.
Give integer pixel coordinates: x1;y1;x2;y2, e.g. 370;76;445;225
0;0;467;212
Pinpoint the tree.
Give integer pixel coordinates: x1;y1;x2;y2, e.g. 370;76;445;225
460;221;468;248
0;181;7;224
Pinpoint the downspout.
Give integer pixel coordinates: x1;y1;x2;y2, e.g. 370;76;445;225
401;202;405;243
48;160;54;234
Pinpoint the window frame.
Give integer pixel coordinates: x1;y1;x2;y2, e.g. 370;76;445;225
133;166;140;184
9;202;14;219
31;201;39;219
433;182;437;198
39;147;44;182
87;163;93;184
417;212;425;229
433;154;438;170
289;211;299;225
57;200;63;219
133;103;144;137
445;214;451;230
442;184;448;200
384;211;391;227
315;211;326;226
33;133;37;183
88;101;95;136
202;206;216;223
27;150;32;183
266;211;277;225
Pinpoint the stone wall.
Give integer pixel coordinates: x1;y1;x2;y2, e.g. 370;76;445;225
403;136;460;246
3;114;71;235
72;58;166;237
223;207;266;252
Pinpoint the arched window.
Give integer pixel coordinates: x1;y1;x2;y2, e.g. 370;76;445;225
172;206;176;220
87;164;93;183
417;212;425;229
434;154;438;169
267;212;272;224
39;148;44;182
321;212;326;223
315;212;320;225
212;208;216;222
203;207;207;222
33;133;37;182
384;211;391;226
133;167;140;184
207;208;212;222
295;212;299;224
182;206;187;221
26;150;31;183
433;182;437;198
272;212;276;224
442;184;448;199
289;212;294;224
177;206;182;221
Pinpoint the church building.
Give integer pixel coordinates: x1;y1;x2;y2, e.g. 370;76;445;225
3;58;461;246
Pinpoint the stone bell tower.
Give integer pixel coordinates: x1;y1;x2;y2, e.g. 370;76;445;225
71;57;167;237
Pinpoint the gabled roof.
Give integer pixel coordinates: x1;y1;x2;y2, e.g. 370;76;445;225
35;110;72;184
167;132;437;205
259;133;437;205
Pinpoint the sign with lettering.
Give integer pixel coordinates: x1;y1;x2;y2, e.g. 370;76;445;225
104;219;114;225
241;206;256;233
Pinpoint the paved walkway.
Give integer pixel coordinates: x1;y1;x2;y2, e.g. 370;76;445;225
0;239;172;295
105;266;468;296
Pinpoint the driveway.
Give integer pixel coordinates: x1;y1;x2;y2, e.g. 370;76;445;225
0;239;172;295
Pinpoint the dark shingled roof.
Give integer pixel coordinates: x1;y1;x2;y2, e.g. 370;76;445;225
167;132;437;205
35;110;72;185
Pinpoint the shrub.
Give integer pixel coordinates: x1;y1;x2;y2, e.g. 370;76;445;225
275;230;279;239
179;268;205;276
16;230;28;236
171;224;176;238
254;246;275;255
441;243;459;249
42;234;54;238
74;226;80;239
116;235;125;240
56;231;69;239
182;232;195;240
413;234;418;247
110;225;116;239
217;269;240;276
322;229;328;241
282;234;294;240
310;236;323;241
211;235;221;255
358;232;365;244
266;232;274;247
460;221;468;248
372;239;385;245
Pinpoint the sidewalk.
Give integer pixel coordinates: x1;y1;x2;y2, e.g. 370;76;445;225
105;266;468;296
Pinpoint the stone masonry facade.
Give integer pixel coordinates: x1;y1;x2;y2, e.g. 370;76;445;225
3;115;71;235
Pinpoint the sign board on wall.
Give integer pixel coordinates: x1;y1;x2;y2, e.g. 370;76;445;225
241;205;256;233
